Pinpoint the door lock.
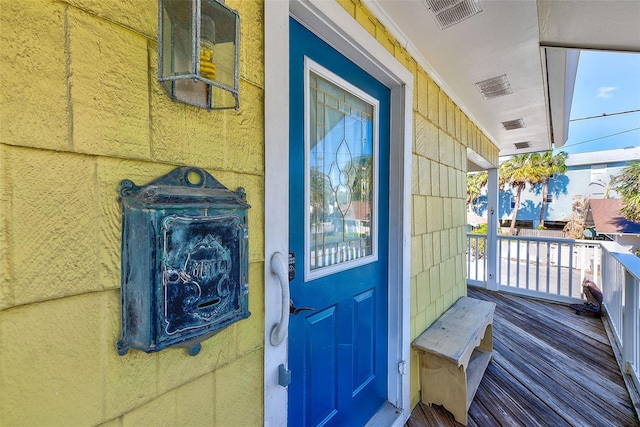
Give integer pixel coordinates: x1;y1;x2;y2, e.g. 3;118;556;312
290;299;315;315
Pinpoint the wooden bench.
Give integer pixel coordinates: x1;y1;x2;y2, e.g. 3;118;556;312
412;296;496;425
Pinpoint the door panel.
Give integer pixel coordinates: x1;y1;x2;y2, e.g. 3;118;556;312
289;18;390;427
305;307;338;425
353;289;375;394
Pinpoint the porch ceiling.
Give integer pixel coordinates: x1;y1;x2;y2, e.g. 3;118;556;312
365;0;640;163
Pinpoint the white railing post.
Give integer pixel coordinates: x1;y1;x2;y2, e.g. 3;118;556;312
595;245;602;283
624;270;638;375
486;168;499;291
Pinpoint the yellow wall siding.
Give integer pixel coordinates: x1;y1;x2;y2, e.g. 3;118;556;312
63;0;158;39
339;0;499;409
3;148;102;308
1;293;107;426
0;0;69;150
69;8;151;158
0;0;264;425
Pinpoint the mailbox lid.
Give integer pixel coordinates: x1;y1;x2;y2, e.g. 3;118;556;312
118;167;250;210
156;213;249;345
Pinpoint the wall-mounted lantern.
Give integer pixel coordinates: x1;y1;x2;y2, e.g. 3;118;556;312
158;0;240;110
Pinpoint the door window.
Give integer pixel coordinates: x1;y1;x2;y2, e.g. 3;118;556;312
305;59;379;280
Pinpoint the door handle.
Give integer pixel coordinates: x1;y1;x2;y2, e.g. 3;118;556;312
270;252;290;347
290;300;315;315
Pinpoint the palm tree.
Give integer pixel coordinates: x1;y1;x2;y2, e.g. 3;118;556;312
466;171;488;207
612;161;640;222
529;151;568;228
499;154;534;235
588;177;614;199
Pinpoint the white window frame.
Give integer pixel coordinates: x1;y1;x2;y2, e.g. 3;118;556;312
304;58;380;281
590;164;607;182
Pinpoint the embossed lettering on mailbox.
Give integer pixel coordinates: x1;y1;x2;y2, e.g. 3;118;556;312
117;167;250;356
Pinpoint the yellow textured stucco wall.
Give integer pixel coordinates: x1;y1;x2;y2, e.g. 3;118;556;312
338;0;500;410
0;0;264;425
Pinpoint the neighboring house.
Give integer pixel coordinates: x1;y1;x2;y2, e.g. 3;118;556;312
470;147;640;230
539;148;640;225
467;209;486;230
587;199;640;253
2;1;637;426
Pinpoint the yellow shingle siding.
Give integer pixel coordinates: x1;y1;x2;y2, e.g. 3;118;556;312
340;0;499;408
0;0;264;425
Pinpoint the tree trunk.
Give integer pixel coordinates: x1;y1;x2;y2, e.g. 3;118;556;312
509;185;523;235
539;179;549;228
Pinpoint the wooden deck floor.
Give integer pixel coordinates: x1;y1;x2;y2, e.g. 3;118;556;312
406;287;639;427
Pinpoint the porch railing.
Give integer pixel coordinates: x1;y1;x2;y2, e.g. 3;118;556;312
600;241;640;396
467;234;599;302
467;233;640;404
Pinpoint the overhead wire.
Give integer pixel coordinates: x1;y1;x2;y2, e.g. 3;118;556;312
564;127;640;148
564;108;640;148
569;109;640;122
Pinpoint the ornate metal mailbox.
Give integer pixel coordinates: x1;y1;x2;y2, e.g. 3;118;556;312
117;167;250;356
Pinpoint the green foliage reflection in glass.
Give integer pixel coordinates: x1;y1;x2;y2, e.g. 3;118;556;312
309;72;375;270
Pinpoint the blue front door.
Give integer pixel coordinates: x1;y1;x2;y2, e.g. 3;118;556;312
288;18;390;426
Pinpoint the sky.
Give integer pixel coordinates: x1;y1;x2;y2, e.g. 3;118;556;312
558;50;640;155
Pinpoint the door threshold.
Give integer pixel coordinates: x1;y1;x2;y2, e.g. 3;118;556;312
365;401;407;427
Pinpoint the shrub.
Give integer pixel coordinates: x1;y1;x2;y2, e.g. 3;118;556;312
470;223;488;258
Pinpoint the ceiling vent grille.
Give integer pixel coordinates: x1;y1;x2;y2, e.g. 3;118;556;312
514;141;531;150
424;0;483;29
475;74;513;100
501;119;525;130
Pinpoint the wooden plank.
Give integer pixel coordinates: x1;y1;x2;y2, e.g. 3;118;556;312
492;331;616;427
479;360;572;427
493;311;636;424
485;291;631;385
406;402;460;427
466;399;499;427
469;288;620;378
475;289;608;345
471;373;536;427
496;314;621;382
491;301;637;425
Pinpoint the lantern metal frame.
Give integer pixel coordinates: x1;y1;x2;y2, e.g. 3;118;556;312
158;0;240;110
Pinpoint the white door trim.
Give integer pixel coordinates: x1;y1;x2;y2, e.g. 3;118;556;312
264;1;413;426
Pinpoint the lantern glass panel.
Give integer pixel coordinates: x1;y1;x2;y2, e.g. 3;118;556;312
158;0;239;110
200;0;237;91
200;0;239;109
160;0;195;78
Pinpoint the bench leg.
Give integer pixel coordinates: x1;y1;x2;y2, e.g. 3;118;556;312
478;324;493;353
420;354;468;425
